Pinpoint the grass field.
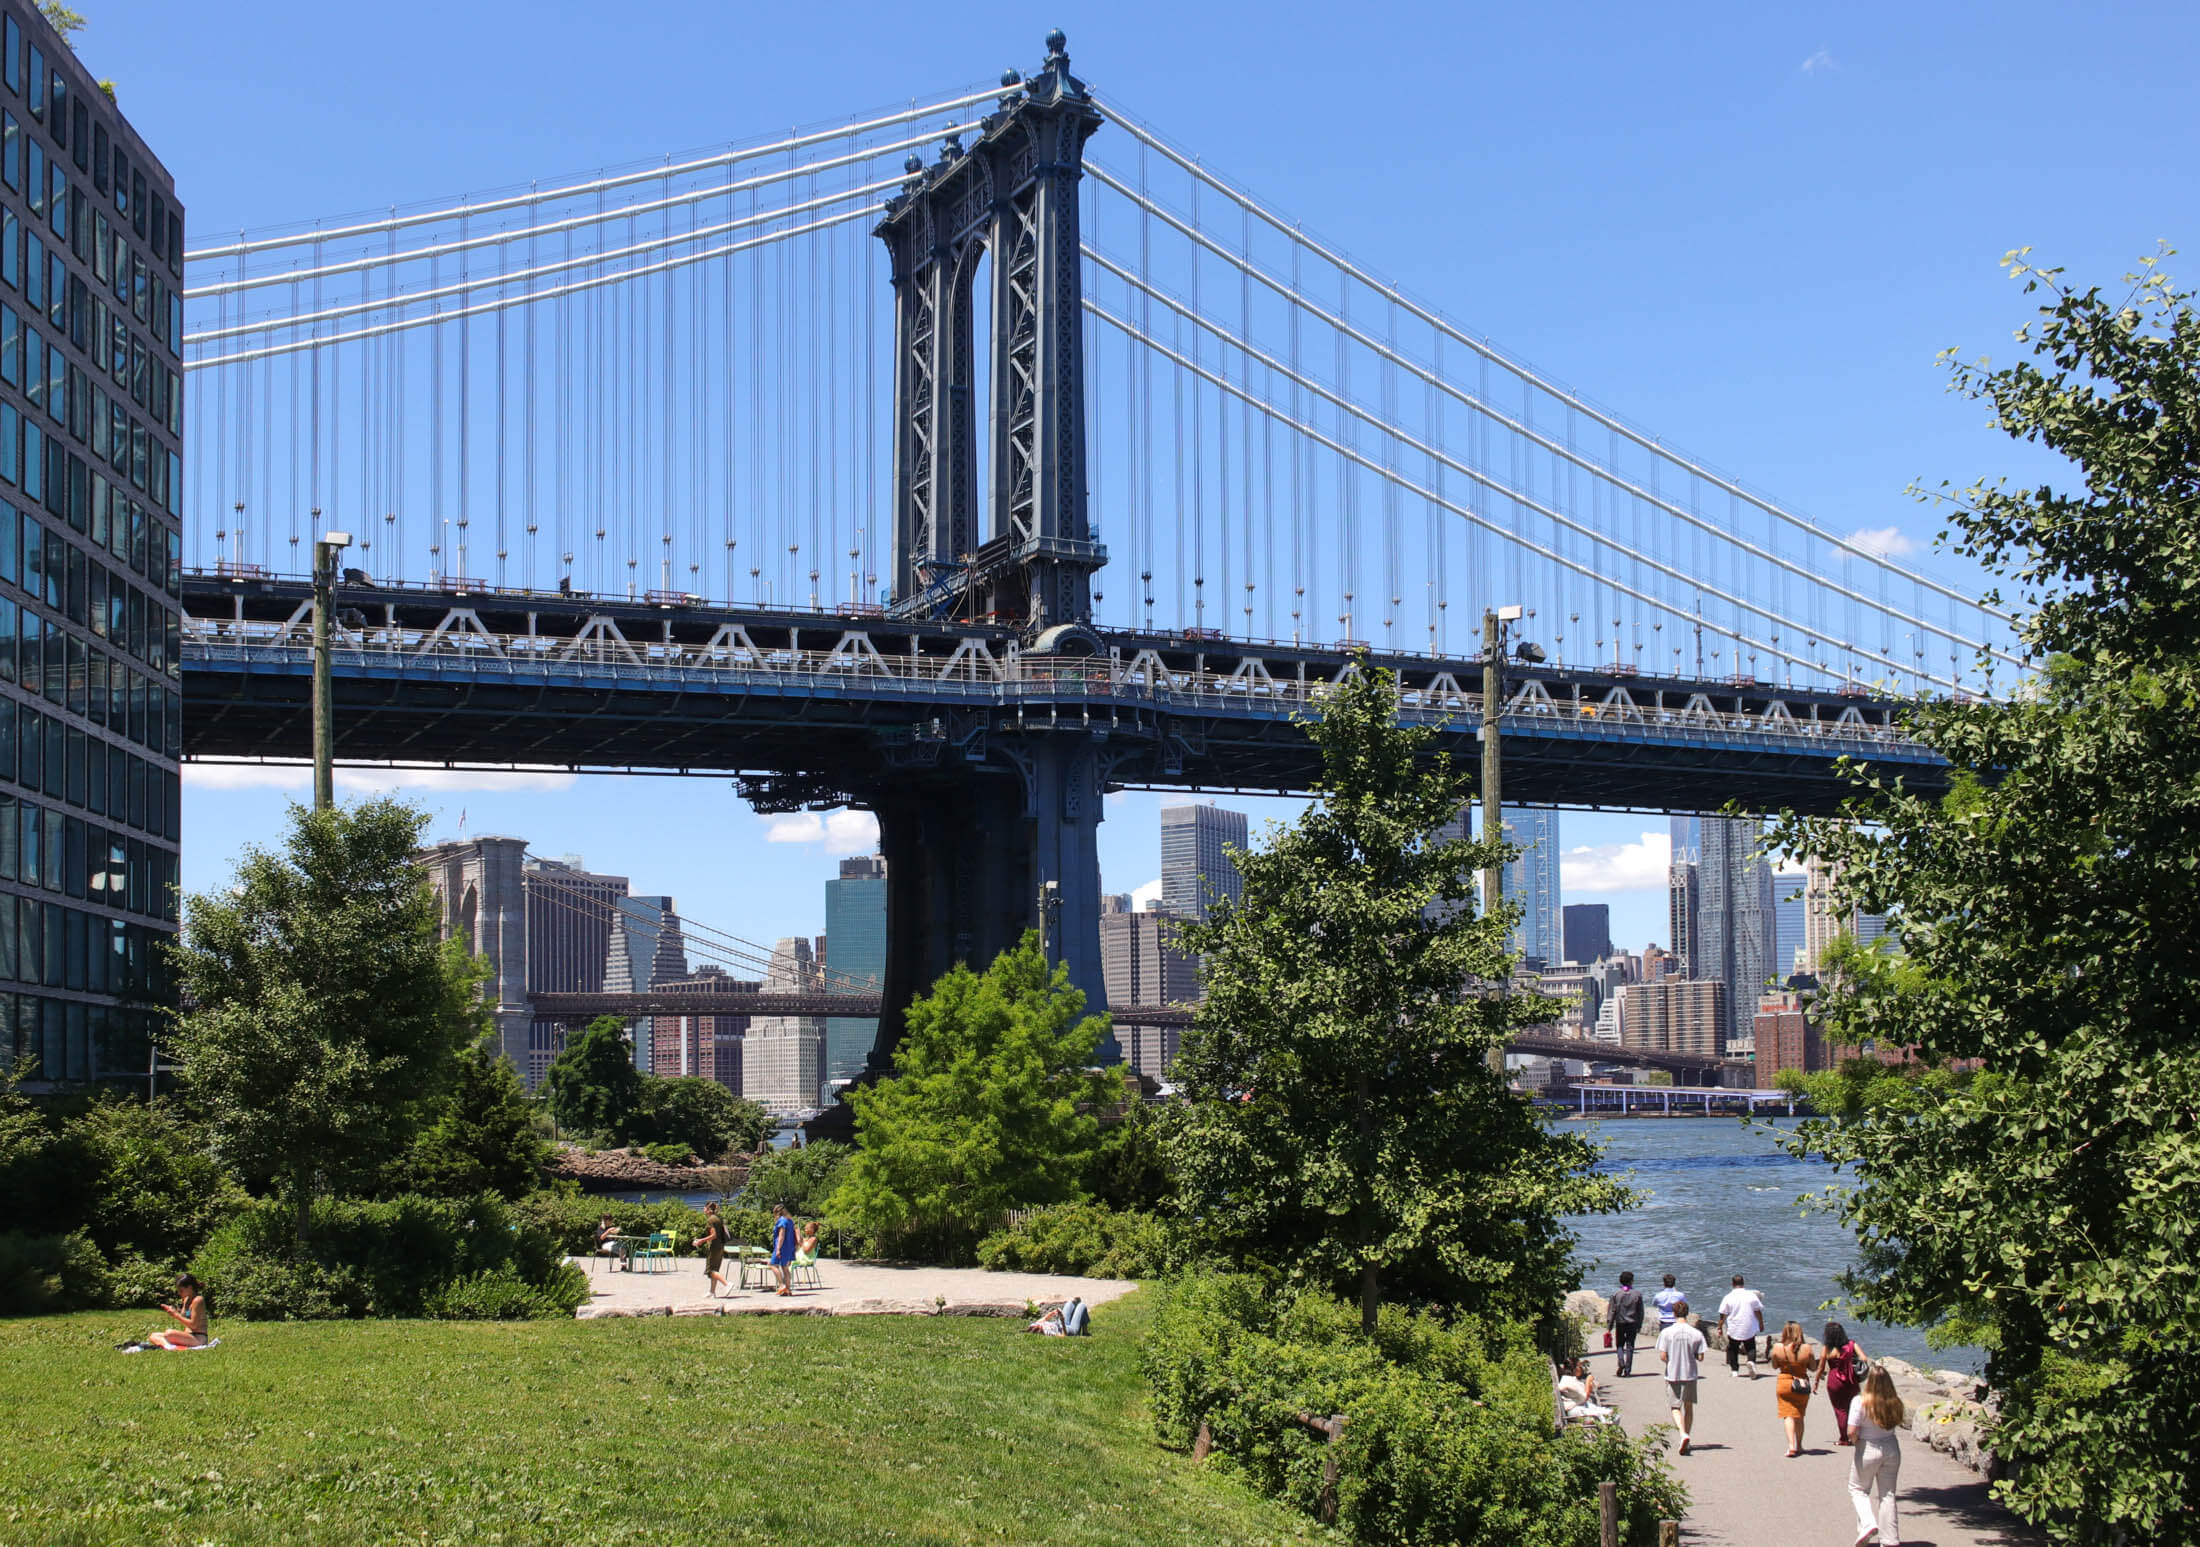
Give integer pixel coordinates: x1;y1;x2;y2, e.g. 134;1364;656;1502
0;1293;1321;1546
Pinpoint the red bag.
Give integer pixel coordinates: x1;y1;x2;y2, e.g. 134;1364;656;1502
1603;1331;1613;1348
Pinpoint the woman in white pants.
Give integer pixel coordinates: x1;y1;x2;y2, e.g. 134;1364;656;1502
1847;1366;1906;1545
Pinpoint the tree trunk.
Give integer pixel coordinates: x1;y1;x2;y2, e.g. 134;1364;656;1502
1355;1073;1378;1334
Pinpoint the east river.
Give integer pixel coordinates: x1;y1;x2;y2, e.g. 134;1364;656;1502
1565;1115;1979;1373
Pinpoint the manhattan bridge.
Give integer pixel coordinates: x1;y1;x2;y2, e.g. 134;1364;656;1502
174;33;2018;1076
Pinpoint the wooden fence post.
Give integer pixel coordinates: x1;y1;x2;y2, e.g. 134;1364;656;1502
1192;1421;1212;1464
1598;1480;1618;1547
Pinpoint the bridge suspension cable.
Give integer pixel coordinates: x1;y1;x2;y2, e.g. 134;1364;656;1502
1086;93;2016;632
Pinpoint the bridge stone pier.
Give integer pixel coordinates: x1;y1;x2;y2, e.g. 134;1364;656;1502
419;835;534;1068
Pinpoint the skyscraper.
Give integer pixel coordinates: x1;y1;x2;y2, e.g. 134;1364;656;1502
1773;870;1808;981
1561;902;1612;965
1698;816;1774;1055
1666;861;1700;979
522;854;629;1086
1503;807;1559;966
1;9;185;1085
1161;803;1247;922
603;895;687;1073
1101;908;1200;1083
1803;855;1891;972
744;936;827;1114
823;854;887;1084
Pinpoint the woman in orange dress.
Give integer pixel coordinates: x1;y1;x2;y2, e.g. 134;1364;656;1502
1769;1320;1819;1456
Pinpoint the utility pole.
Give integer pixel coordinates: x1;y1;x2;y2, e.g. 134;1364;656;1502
1480;607;1510;924
312;530;353;811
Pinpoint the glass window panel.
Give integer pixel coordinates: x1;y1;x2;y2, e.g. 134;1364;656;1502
0;791;13;889
26;45;41;118
0;402;15;487
85;735;103;815
0;108;15;192
0;505;12;581
20;896;41;983
1;210;15;289
0;303;13;386
0;595;12;684
46;71;62;146
40;810;60;892
19;804;37;890
2;17;17;95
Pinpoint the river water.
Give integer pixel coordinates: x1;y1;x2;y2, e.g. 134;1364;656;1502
1565;1115;1977;1373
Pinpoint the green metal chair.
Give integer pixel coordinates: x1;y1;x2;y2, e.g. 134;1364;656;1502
637;1231;676;1273
791;1243;822;1290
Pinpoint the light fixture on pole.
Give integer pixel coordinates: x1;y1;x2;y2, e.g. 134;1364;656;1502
312;529;354;812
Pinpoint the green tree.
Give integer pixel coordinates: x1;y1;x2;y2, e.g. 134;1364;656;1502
1766;252;2200;1544
627;1075;772;1159
830;934;1121;1259
741;1139;852;1217
1170;662;1629;1333
39;3;84;49
394;1041;547;1200
541;1017;642;1138
1085;1095;1177;1213
170;799;486;1241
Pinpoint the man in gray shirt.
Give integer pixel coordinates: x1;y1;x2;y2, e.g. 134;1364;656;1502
1656;1298;1709;1455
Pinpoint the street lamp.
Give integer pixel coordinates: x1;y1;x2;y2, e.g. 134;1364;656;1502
1481;606;1545;1080
312;530;354;811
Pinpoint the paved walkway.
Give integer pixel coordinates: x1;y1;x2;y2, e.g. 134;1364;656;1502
1587;1341;2038;1547
571;1256;1138;1319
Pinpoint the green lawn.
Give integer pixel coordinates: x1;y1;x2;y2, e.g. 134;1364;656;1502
0;1292;1321;1547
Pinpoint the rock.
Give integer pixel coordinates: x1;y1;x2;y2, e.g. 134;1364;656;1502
829;1298;942;1317
574;1306;626;1320
1563;1289;1610;1327
671;1302;724;1317
542;1144;751;1194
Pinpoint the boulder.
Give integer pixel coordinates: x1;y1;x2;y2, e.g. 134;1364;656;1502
830;1298;942;1317
1563;1289;1610;1327
671;1302;725;1317
940;1300;1032;1318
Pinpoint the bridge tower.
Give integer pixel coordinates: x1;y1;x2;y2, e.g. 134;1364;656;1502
856;32;1116;1067
877;29;1106;632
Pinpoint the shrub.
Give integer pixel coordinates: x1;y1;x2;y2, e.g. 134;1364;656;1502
509;1191;773;1258
642;1142;696;1168
0;1230;113;1316
976;1204;1169;1279
427;1263;589;1320
190;1192;574;1320
1143;1274;1686;1546
739;1141;852;1218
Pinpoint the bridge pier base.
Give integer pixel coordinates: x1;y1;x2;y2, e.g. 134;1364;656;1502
868;733;1116;1078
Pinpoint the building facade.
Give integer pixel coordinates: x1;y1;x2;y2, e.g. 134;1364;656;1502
419;836;532;1067
603;894;686;1075
1697;815;1774;1055
823;853;885;1084
1561;902;1611;965
1774;870;1807;981
744;935;826;1114
1502;806;1559;966
1751;989;1822;1084
0;6;184;1083
521;853;628;1085
1618;978;1726;1061
1803;855;1892;974
652;964;756;1092
1665;862;1699;979
1100;906;1199;1083
1161;802;1247;923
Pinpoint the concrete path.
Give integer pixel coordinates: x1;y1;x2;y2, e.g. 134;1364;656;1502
1586;1341;2038;1547
570;1255;1137;1319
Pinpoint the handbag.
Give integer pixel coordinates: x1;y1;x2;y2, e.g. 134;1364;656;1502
1602;1331;1613;1348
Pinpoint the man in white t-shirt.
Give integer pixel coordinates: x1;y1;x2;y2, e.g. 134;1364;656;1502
1716;1274;1766;1378
1656;1300;1708;1455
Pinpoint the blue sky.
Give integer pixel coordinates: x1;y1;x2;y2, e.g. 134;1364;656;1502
80;0;2194;955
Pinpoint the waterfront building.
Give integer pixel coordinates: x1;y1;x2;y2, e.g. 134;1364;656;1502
1561;903;1612;965
603;894;686;1075
823;854;886;1083
1161;802;1247;922
1752;989;1822;1084
0;6;185;1084
1101;906;1198;1083
1502;807;1559;966
1592;995;1622;1045
1698;816;1774;1056
1617;978;1726;1061
744;936;826;1114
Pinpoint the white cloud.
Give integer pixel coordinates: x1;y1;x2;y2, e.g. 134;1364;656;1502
760;808;880;856
1559;831;1671;894
1129;877;1164;910
1801;46;1837;74
1842;525;1918;559
182;761;576;794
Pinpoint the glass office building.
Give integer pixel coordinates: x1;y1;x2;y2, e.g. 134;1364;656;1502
824;855;886;1083
0;4;184;1083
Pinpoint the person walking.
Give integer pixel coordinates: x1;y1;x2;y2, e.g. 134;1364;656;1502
694;1202;730;1298
1847;1364;1906;1545
768;1203;799;1297
1769;1320;1821;1456
1822;1322;1867;1445
1655;1298;1708;1455
1607;1271;1646;1377
1716;1274;1766;1377
1652;1272;1686;1330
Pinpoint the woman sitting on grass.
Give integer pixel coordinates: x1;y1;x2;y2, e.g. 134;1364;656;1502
147;1275;209;1350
